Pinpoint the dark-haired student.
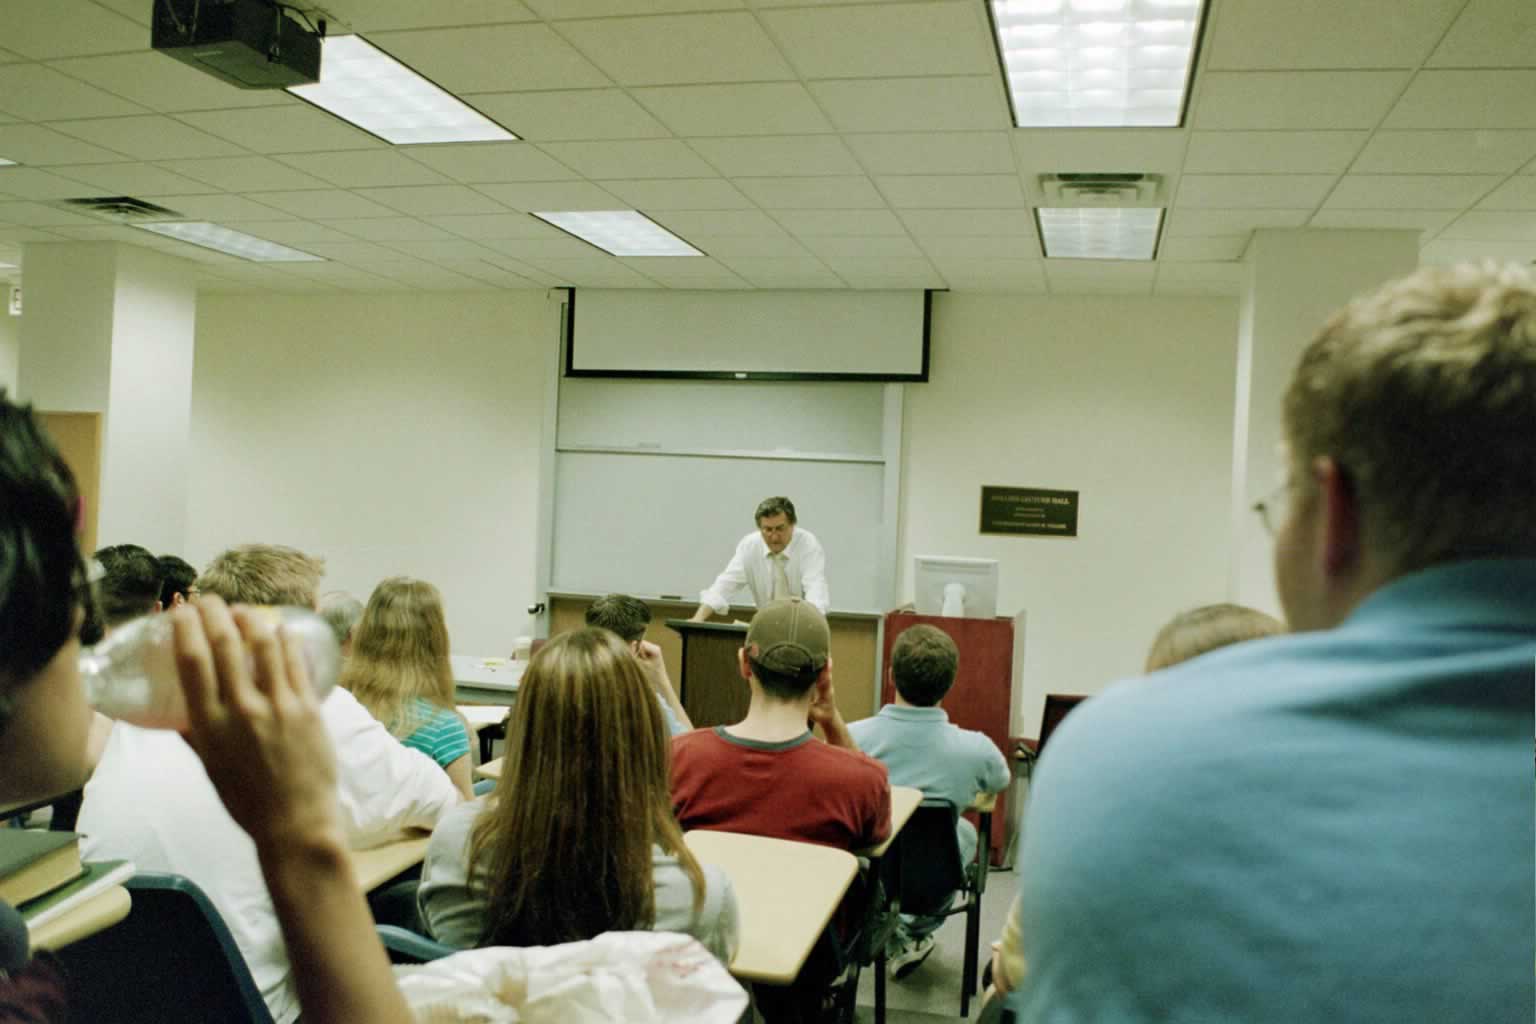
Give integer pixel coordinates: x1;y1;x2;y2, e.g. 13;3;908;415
585;593;691;735
94;543;163;629
156;553;198;609
0;391;415;1023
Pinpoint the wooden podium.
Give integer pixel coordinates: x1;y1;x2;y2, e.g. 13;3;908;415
881;611;1023;866
665;620;751;728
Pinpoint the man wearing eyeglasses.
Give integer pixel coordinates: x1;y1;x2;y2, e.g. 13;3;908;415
1005;263;1536;1023
690;496;830;621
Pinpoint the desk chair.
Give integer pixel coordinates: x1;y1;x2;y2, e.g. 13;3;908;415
881;799;993;1017
377;924;456;964
55;872;274;1024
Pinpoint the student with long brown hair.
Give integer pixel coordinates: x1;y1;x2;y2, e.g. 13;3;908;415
342;577;473;797
417;628;738;962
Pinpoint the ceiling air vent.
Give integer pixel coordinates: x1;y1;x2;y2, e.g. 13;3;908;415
1039;173;1162;205
51;196;184;222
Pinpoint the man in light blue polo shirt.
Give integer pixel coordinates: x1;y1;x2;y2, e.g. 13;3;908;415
1006;262;1536;1023
849;623;1011;978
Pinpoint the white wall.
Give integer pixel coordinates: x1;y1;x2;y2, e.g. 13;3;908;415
0;303;17;394
900;292;1242;733
189;290;558;655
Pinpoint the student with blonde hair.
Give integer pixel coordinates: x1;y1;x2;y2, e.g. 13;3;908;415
343;578;473;797
418;628;738;963
1143;603;1284;672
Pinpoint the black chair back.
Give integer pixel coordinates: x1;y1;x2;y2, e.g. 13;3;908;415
56;872;274;1024
890;799;966;918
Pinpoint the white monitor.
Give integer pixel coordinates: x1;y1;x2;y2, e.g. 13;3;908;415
913;556;999;619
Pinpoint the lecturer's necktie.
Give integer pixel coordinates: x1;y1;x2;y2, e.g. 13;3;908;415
770;553;791;602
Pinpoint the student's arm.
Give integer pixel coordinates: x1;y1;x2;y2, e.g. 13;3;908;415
171;598;412;1024
636;640;693;732
444;754;474;799
695;541;749;620
808;672;857;751
324;689;461;845
991;892;1025;995
978;735;1013;795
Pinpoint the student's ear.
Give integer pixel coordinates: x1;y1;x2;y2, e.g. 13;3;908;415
155;600;164;613
1315;456;1363;578
737;647;753;681
170;593;186;608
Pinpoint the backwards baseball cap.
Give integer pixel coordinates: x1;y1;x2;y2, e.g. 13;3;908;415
745;598;831;679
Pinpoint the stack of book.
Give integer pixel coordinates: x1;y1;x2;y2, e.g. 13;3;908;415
0;829;132;936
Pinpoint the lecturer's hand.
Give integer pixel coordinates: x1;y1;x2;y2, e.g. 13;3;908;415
689;605;712;623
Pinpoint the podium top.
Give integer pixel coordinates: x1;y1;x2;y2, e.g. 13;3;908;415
664;618;749;635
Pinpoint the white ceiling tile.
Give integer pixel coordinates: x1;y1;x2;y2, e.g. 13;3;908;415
0;124;132;165
368;24;609;93
522;257;661;287
161;156;335;192
1428;0;1536;68
51;163;222;197
1177;174;1337;209
1419;238;1536;264
690;136;861;177
1184;132;1368;174
936;260;1048;293
1012;129;1189;181
1476;176;1536;210
324;218;457;242
468;91;670;142
648;210;789;237
684;235;809;259
50;224;161;243
846;133;1015;175
735;176;887;209
0;65;147;120
917;236;1040;261
809;77;1008;133
150;194;300;222
351;186;511;217
437;260;542;289
379;240;509;262
539;140;715;179
481;237;611;260
1321;175;1503;210
0;167;109;200
632;83;832;137
475;181;624;211
819;258;940;289
51;116;246;160
760;2;994;79
724;259;846;289
271;151;453;188
352;262;487;290
0;225;71;243
6;0;148;58
423;213;565;239
621;259;749;288
596;178;753;209
0;49;24;63
213;220;360;245
301;240;425;263
0;200;107;226
404;144;579;187
1205;0;1461;70
1044;261;1155;296
877;175;1026;209
1159;236;1248;261
799;235;924;261
556;13;793;86
1437;211;1536;241
244;189;400;219
266;264;399;290
319;0;538;31
50;53;292;113
1352;131;1536;174
1165;208;1313;236
1194;72;1410;130
772;209;907;236
1383;71;1536;130
175;106;384;154
1307;209;1459;235
899;208;1038;237
527;0;743;15
1153;263;1245;296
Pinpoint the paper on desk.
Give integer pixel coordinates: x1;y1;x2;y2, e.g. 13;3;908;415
457;705;511;726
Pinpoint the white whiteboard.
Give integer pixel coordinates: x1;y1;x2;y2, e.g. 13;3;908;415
550;451;886;612
568;289;929;378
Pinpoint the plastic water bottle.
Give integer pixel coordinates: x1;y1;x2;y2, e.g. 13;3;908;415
80;607;341;729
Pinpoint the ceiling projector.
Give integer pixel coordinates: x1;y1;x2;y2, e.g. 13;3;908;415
150;0;321;89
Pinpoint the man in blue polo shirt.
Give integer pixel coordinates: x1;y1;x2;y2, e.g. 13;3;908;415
850;623;1010;978
1006;262;1536;1023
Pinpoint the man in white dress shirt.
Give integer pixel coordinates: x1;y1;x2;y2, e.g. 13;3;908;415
692;496;831;620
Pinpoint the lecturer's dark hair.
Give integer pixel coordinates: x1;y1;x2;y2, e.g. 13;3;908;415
755;496;797;525
0;392;85;729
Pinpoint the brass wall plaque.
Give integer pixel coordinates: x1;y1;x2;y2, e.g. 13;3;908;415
980;486;1078;537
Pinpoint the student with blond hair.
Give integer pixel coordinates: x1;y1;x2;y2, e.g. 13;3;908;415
1143;603;1284;672
418;628;738;964
195;543;325;609
344;577;474;797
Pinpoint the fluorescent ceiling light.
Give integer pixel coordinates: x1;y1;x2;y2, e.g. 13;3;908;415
289;35;516;145
991;0;1206;127
532;211;704;257
134;222;324;262
1037;207;1163;260
0;156;16;166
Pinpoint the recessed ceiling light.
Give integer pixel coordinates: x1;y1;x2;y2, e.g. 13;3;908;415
0;156;16;166
1037;207;1163;260
531;211;704;258
288;35;516;145
134;222;325;262
990;0;1207;127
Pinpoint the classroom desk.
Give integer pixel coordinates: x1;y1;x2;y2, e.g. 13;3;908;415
857;785;924;1024
28;885;131;952
858;785;923;859
684;830;859;986
475;757;503;781
458;704;510;763
451;655;524;695
350;834;431;892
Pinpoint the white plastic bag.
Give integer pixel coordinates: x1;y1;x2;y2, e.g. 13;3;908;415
395;931;748;1024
